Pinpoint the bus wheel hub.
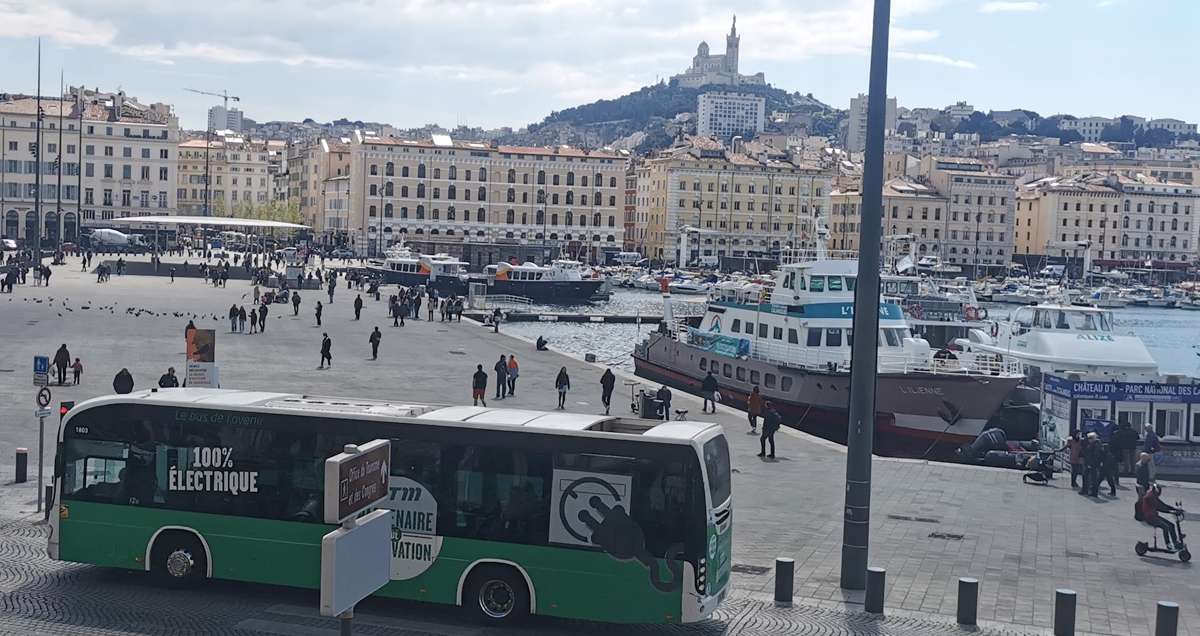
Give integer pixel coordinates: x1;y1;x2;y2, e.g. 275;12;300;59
479;580;514;618
166;549;194;578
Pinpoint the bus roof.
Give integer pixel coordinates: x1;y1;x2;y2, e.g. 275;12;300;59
84;389;719;443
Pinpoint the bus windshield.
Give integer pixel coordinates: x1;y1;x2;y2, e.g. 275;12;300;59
703;435;731;506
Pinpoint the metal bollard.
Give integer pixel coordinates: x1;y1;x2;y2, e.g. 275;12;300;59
865;567;885;614
957;577;979;626
1156;601;1179;636
774;557;794;607
15;448;28;483
43;486;54;521
1053;588;1076;636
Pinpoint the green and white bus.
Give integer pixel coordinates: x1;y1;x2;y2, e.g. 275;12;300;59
50;389;732;624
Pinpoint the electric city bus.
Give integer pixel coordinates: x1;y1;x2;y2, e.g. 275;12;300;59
50;389;732;624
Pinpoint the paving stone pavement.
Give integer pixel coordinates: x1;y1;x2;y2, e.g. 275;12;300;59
1;254;1197;635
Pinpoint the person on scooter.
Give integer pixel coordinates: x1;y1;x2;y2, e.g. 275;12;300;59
1142;484;1184;551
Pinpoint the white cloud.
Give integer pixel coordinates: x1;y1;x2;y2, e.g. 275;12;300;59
979;1;1047;13
117;37;369;70
0;1;117;47
1096;0;1122;6
893;51;978;69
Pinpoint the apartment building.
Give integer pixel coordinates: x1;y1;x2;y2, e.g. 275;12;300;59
1058;116;1114;143
828;178;949;256
1014;175;1123;262
635;137;832;265
846;93;897;153
285;137;351;244
346;133;626;266
2;88;178;244
1110;173;1199;267
623;167;640;252
920;156;1017;274
176;132;274;217
696;92;765;141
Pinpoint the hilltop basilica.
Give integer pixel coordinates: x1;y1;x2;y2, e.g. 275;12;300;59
670;16;766;89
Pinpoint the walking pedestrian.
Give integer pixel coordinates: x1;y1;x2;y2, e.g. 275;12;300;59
1142;423;1162;477
292;291;301;316
555;367;571;409
249;307;258;334
112;368;135;394
259;303;269;332
53;343;71;385
157;367;180;388
327;282;335;304
758;402;781;458
491;307;501;333
1068;431;1083;489
472;364;488;406
229;304;239;332
71;357;82;385
701;371;719;414
369;327;382;360
253;284;261;304
238;306;247;333
319;333;333;369
1081;432;1103;497
746;385;764;433
170;266;176;283
354;294;363;320
600;368;615;415
427;294;436;321
1102;440;1119;496
507;355;519;396
494;355;509;400
413;294;422;320
315;300;323;326
1114;422;1139;476
1135;452;1153;500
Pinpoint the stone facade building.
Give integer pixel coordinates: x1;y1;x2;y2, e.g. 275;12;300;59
670;17;765;88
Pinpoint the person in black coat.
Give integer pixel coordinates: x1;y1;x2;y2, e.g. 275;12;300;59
157;367;179;388
494;355;509;400
53;344;71;386
369;327;382;360
759;402;781;459
319;333;332;369
315;301;324;326
700;371;719;413
555;367;571;409
471;364;488;406
1081;432;1103;496
656;385;672;421
112;368;134;394
354;294;364;320
600;368;616;415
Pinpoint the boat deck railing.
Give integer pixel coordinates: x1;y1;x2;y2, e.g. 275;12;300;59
474;294;533;310
678;330;1022;377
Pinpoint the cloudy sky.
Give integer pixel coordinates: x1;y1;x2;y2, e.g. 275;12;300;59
1;0;1195;131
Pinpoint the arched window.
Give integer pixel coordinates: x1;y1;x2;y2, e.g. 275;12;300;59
369;164;378;176
537;170;545;185
507;168;516;183
384;203;393;217
417;183;426;198
1122;235;1129;246
607;234;615;243
385;162;394;176
479;168;487;181
478;186;486;201
400;206;408;219
368;205;377;217
566;211;574;225
401;166;409;177
1173;202;1179;214
593;212;601;226
433;187;440;199
506;188;515;203
477;208;485;222
537;189;545;204
607;215;615;227
401;185;409;197
448;206;456;220
595;173;602;186
536;210;545;225
384;182;393;196
506;231;515;239
448;165;457;180
1122;216;1130;229
1149;201;1155;213
1170;236;1178;247
566;191;574;205
448;185;456;200
608;195;616;206
434;168;441;179
417;163;426;178
553;174;560;186
369;184;377;196
551;213;559;226
1172;218;1179;230
432;209;440;220
594;191;601;205
552;193;559;205
521;192;528;204
609;176;617;188
580;215;587;227
581;194;588;206
1123;200;1130;212
521;212;528;224
566;171;575;186
550;233;558;240
506;209;515;224
581;175;589;187
416;204;425;219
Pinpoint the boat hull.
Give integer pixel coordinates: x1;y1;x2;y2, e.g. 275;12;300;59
479;278;605;303
633;333;1023;460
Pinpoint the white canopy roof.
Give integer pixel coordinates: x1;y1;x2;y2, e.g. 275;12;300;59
106;215;309;230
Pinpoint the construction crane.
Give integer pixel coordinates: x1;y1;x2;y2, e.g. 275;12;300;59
184;88;241;111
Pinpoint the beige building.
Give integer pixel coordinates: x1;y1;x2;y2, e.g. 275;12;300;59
346;133;626;266
177;132;273;217
285;138;351;246
829;178;948;256
1110;173;1199;266
635;137;832;265
920;156;1017;274
2;88;178;244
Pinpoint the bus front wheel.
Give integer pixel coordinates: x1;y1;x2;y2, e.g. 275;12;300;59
464;564;530;624
151;532;208;588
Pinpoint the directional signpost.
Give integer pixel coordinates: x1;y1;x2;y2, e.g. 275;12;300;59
33;355;49;387
321;440;391;636
32;358;51;513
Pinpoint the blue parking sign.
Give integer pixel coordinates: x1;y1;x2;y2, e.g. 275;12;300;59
34;356;49;375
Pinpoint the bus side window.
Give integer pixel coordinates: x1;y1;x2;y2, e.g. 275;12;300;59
629;455;700;561
444;444;551;545
391;439;441;487
61;438;130;503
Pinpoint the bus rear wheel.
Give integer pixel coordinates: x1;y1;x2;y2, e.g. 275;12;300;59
151;532;207;588
464;565;529;624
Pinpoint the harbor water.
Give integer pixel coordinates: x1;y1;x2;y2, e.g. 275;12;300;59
504;290;1200;376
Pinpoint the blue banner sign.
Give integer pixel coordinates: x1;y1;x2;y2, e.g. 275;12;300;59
1044;375;1200;403
687;328;751;358
711;301;904;320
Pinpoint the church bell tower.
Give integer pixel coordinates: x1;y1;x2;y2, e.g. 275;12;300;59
725;15;739;74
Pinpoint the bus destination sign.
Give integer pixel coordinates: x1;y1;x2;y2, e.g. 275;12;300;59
324;439;391;525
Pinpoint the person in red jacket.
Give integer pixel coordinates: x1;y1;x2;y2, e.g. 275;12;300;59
1142;485;1183;550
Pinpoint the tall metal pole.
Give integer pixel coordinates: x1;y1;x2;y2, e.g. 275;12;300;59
34;38;42;260
76;88;83;238
840;0;890;591
56;71;64;246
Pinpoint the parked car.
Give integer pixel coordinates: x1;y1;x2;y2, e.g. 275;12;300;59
331;248;356;259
